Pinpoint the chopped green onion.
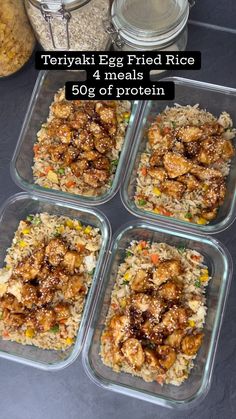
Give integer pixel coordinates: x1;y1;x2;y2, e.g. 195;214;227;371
138;199;147;206
185;212;192;219
111;159;119;167
57;168;65;175
88;268;95;276
177;245;186;254
53;231;61;237
195;279;201;288
50;325;59;334
32;217;41;225
26;215;41;225
126;251;132;257
122;280;130;285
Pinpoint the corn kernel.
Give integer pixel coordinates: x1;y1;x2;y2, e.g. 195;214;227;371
84;226;92;234
25;328;34;338
200;271;209;282
188;320;195;328
47;170;58;183
65;337;74;345
123;111;131;119
66;219;74;229
75;223;82;231
124;271;131;281
19;240;27;248
120;298;127;309
153;208;160;214
22;228;30;235
153;187;162;196
197;217;207;225
57;225;64;234
201;269;208;275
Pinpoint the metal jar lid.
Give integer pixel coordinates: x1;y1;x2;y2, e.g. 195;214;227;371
29;0;90;12
105;0;193;49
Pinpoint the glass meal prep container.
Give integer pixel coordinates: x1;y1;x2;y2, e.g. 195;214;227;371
0;192;110;370
121;77;236;235
82;221;233;408
11;70;141;206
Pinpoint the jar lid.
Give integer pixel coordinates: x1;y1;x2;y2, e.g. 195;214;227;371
111;0;189;47
29;0;90;11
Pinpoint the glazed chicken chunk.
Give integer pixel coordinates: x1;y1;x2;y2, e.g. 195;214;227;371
163;153;192;178
45;238;67;266
152;259;182;286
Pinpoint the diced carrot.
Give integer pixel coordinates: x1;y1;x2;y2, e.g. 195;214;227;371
33;144;40;155
143;249;149;256
160;207;173;217
44;166;53;174
139;240;147;249
2;330;9;338
191;254;201;261
65;181;76;188
150;254;160;265
141;167;147;176
76;243;85;252
162;127;171;134
156;375;165;385
38;172;45;177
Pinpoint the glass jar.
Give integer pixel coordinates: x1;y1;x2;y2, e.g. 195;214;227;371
0;0;35;78
105;0;193;52
25;0;111;51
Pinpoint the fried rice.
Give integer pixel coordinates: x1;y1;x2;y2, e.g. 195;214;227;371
0;213;101;351
33;89;131;197
134;104;235;224
100;240;210;386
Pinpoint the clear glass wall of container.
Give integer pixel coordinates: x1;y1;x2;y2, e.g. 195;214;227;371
83;221;233;408
0;0;35;77
105;0;191;52
24;0;110;51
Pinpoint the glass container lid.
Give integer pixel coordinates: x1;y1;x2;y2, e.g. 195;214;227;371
112;0;189;44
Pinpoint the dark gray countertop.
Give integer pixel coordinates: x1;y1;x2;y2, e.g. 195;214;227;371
0;8;236;419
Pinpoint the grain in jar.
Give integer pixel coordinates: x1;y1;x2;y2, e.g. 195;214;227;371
25;0;110;51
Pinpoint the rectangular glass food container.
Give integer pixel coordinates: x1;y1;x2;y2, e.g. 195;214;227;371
121;77;236;234
0;192;111;370
82;221;232;408
11;70;141;206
